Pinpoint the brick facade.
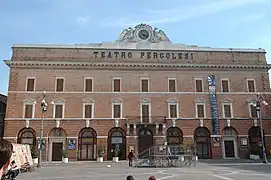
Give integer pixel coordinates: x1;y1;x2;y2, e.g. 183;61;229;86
3;24;271;161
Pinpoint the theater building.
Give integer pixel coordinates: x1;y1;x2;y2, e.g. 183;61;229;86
3;23;271;161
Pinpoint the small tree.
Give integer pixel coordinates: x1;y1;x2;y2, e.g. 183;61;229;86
62;149;68;158
114;147;119;157
98;146;105;157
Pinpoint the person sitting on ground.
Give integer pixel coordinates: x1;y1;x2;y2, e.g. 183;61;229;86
0;139;13;179
149;176;156;180
126;175;135;180
5;160;19;179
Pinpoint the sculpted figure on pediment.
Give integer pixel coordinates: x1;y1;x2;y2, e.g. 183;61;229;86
119;27;136;42
152;28;170;42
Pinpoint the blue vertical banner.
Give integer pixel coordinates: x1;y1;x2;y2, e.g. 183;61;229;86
207;75;220;135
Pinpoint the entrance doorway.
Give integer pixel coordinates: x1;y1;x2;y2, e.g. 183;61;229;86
78;128;97;161
52;142;63;161
107;127;126;160
222;127;238;159
138;128;153;158
166;127;183;155
224;140;235;157
194;127;211;159
248;126;262;157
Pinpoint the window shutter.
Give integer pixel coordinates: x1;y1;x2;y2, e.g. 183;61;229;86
169;80;176;92
196;80;203;92
113;79;121;92
85;79;93;92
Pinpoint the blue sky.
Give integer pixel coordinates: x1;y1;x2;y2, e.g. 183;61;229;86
0;0;271;95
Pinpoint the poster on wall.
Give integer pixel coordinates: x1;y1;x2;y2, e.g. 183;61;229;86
68;139;76;150
208;75;220;135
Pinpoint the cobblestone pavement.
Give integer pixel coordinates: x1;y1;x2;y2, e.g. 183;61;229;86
16;161;271;180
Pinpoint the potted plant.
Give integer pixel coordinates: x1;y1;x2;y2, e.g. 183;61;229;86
62;149;69;163
97;146;104;162
31;147;38;164
113;147;120;163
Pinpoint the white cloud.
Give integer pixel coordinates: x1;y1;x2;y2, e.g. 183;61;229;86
76;15;91;24
104;0;268;27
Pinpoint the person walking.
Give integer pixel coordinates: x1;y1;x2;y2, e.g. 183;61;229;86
128;150;134;167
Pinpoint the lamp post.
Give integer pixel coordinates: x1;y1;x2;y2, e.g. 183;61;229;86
37;91;48;168
254;93;268;164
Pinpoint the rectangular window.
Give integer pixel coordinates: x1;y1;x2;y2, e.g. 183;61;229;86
223;104;232;118
195;79;203;92
84;104;93;118
56;78;64;92
247;80;255;92
168;79;176;92
197;104;205;118
129;124;134;134
26;78;35;91
55;104;63;118
141;79;149;92
113;78;121;92
85;78;93;92
250;105;257;118
169;104;177;118
141;104;149;123
24;104;33;118
221;79;229;92
113;104;121;118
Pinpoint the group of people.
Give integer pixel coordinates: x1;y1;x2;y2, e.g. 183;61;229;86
127;175;156;180
0;139;19;180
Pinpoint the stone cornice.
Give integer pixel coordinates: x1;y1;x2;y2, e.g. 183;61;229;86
4;60;271;70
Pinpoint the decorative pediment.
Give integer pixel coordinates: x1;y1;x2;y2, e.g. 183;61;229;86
111;98;122;103
82;98;95;103
167;99;178;103
222;98;233;103
140;98;151;103
194;97;205;103
52;98;65;104
23;98;36;104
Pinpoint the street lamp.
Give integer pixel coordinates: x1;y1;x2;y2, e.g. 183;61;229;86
251;93;268;164
37;91;48;168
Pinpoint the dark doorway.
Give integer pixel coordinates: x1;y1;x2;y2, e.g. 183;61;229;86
138;128;153;158
166;127;183;155
52;142;63;161
194;127;211;159
78;128;97;161
224;140;235;157
107;127;126;160
248;126;262;157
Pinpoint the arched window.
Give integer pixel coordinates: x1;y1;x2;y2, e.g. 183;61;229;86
107;127;126;160
78;127;97;161
17;128;36;149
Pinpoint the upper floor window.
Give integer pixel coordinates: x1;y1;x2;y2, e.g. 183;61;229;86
194;78;203;92
112;100;122;118
23;98;36;119
221;78;230;92
84;77;93;92
83;103;94;119
55;77;64;92
53;99;65;119
26;77;35;91
168;78;176;92
249;103;257;118
167;99;179;118
195;98;206;118
113;77;121;92
140;98;151;123
247;79;255;92
222;101;233;118
141;78;149;92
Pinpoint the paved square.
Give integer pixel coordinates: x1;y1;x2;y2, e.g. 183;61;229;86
16;161;271;180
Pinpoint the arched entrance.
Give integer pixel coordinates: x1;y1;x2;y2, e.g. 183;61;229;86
248;126;262;157
17;128;37;150
107;127;126;160
194;127;211;159
138;128;153;158
221;127;238;158
78;127;97;161
48;127;67;162
166;127;183;155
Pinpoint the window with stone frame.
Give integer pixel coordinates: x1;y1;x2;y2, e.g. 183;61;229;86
169;104;177;118
55;104;63;118
113;104;121;118
250;104;257;118
24;104;33;118
221;79;229;92
56;78;64;92
113;78;121;92
84;104;93;118
168;79;176;92
247;80;255;92
141;79;149;92
85;78;93;92
26;78;35;91
196;104;205;118
141;104;149;123
223;104;232;118
195;79;203;92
